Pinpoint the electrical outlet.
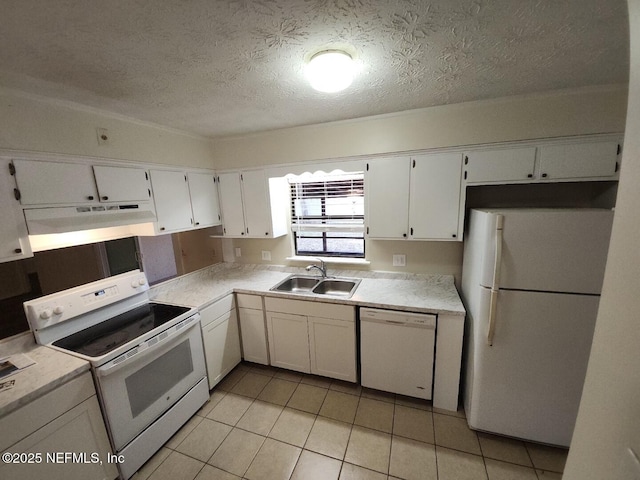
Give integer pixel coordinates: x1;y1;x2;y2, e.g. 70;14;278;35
96;127;109;145
235;247;241;257
392;254;406;267
261;250;271;261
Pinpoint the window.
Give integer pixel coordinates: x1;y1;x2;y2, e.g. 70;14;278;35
290;173;365;258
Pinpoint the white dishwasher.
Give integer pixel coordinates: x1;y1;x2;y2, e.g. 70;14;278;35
360;308;436;400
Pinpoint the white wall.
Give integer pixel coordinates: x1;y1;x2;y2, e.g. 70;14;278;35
563;2;640;479
0;89;214;168
211;86;627;169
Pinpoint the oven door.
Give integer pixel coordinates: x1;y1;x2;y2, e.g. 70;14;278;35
95;316;206;451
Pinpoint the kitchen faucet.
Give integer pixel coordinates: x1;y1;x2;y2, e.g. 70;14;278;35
306;258;328;278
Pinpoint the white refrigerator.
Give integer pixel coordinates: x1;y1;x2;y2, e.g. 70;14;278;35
461;208;613;447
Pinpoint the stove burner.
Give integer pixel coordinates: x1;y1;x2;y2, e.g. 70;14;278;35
53;303;190;358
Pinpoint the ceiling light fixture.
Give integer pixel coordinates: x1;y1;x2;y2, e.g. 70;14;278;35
305;50;355;93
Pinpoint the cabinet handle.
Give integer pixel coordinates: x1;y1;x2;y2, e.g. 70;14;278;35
265;232;269;236
160;227;165;231
241;232;244;235
410;228;414;236
14;188;21;201
527;174;533;178
87;195;94;201
14;248;22;254
101;196;109;201
403;233;407;238
541;173;548;178
195;222;200;226
452;234;457;238
464;156;469;165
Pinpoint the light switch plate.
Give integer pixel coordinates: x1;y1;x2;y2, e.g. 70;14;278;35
235;247;241;257
261;250;271;261
392;254;406;267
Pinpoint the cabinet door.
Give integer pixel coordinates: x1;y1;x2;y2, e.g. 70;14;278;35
365;157;410;239
217;172;246;236
13;159;98;205
202;308;242;388
266;311;310;373
241;170;271;237
0;166;32;263
93;165;150;203
463;147;536;184
187;172;221;228
308;316;356;382
150;170;193;233
538;140;620;180
238;307;269;365
0;396;118;480
409;153;463;240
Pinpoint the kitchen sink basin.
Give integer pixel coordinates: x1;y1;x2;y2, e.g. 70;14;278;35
270;275;361;298
271;275;320;293
311;279;359;297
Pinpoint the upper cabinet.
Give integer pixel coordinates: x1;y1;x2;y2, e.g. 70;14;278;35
366;153;463;241
537;140;620;180
187;172;221;228
217;169;288;238
149;169;222;234
409;153;463;240
0;163;32;263
149;170;193;233
463;136;622;185
365;157;411;239
93;165;151;202
463;147;536;184
13;159;151;205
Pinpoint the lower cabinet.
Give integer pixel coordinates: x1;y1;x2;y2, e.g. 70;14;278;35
200;295;241;388
0;372;118;480
236;294;269;365
265;297;356;382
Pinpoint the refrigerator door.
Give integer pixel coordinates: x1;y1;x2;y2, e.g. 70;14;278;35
465;287;599;446
477;209;613;294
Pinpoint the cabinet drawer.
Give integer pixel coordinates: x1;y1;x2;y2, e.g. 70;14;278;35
236;293;263;310
200;295;235;327
265;297;354;322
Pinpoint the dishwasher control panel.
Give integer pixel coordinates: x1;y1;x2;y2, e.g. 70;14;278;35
360;307;436;328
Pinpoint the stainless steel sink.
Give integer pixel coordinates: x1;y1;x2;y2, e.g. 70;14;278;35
271;275;320;293
270;275;361;298
312;279;360;297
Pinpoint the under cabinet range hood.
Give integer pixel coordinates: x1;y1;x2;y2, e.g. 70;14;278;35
23;202;157;235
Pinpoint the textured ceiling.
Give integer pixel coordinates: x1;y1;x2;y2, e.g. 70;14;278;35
0;0;629;137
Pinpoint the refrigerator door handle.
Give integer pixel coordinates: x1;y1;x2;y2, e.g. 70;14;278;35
487;214;504;346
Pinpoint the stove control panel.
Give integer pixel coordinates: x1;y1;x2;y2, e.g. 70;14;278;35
24;270;150;343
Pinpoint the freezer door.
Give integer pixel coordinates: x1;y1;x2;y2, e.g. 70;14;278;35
477;209;613;294
466;288;599;446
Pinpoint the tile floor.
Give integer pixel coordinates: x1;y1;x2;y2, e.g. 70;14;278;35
132;363;568;480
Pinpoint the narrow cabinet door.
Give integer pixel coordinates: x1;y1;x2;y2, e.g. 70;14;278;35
409;153;463;240
187;172;221;227
266;311;310;373
149;170;193;233
93;165;150;202
365;157;410;239
238;307;269;365
241;170;271;237
0;166;32;262
308;316;356;382
217;172;246;236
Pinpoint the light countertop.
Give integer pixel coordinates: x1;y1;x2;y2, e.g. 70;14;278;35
0;333;90;417
150;263;466;316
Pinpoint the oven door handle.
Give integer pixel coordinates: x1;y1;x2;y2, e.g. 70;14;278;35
95;315;200;378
